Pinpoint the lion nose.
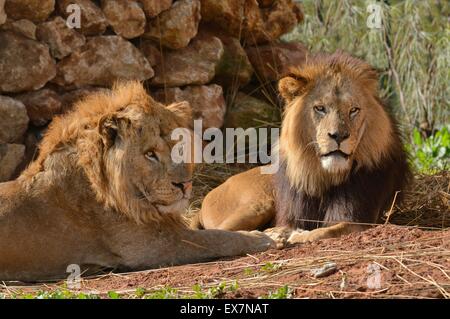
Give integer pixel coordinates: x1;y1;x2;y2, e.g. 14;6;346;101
172;181;192;194
328;131;349;145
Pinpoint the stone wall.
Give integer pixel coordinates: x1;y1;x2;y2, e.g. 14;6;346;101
0;0;308;182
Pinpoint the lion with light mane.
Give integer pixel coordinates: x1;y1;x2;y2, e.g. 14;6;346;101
194;52;410;243
0;82;285;282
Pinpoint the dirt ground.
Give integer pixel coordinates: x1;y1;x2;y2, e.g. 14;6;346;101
11;224;442;299
1;170;448;299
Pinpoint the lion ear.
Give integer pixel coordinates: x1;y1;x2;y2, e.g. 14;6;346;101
278;75;308;103
166;101;192;122
98;114;119;148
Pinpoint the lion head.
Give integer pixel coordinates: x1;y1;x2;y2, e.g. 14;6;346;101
278;52;403;196
20;82;193;224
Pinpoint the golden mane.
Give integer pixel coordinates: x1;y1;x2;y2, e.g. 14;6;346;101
278;52;403;196
18;81;191;225
21;81;155;180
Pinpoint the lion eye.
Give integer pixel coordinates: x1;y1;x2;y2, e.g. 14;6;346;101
145;151;158;162
314;105;326;115
349;107;360;117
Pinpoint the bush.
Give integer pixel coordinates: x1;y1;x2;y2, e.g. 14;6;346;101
407;126;450;173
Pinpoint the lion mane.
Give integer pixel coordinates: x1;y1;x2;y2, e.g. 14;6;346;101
275;52;411;230
19;81;191;225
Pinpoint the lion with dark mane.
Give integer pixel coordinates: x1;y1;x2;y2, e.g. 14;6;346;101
0;82;285;282
194;52;411;243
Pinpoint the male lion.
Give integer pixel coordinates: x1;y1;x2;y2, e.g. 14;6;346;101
193;52;411;243
0;82;284;282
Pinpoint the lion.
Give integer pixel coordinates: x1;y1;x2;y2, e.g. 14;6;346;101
193;52;411;243
0;82;287;282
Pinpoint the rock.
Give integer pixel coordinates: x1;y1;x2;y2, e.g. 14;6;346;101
101;0;146;39
311;262;338;278
0;143;25;182
140;40;162;67
0;31;56;93
58;0;108;36
139;0;172;18
0;95;29;143
257;0;274;7
246;41;308;81
4;0;54;23
60;87;111;112
0;19;36;39
154;84;226;129
36;16;86;59
16;89;62;126
151;34;223;87
53;36;154;88
0;0;6;25
144;0;200;49
200;0;303;44
224;92;277;129
23;125;47;167
200;0;244;37
213;33;253;88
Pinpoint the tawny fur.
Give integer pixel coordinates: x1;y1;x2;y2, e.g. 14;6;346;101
196;52;410;244
0;82;284;281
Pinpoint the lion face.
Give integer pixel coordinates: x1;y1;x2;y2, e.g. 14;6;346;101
301;77;367;174
102;104;194;215
98;99;194;220
20;82;194;224
278;53;395;195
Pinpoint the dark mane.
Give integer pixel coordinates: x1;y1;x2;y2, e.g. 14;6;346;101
274;124;411;230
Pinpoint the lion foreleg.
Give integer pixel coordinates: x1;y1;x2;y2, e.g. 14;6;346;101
287;222;371;244
161;228;289;265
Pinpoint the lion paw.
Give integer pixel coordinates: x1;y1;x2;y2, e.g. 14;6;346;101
287;229;311;245
235;230;275;252
261;227;296;249
287;228;330;245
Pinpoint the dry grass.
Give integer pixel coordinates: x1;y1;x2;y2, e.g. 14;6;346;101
2;225;448;299
387;171;450;229
1;164;448;299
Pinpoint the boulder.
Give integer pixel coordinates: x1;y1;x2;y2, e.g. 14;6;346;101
144;0;200;49
154;84;226;129
16;89;62;126
246;41;308;81
36;16;86;59
257;0;275;7
0;31;56;93
60;87;111;112
101;0;146;39
4;0;54;23
23;125;47;168
139;0;172;18
0;19;36;39
200;0;303;44
52;36;154;88
151;34;223;87
0;95;29;143
140;40;162;67
0;0;6;25
58;0;108;36
0;143;25;182
224;92;277;129
213;33;253;87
